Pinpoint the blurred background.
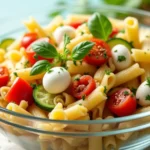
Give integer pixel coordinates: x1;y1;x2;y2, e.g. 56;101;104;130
0;0;150;36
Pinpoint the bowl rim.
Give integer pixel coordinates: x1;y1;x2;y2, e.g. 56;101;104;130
1;106;150;124
1;114;150;136
0;4;150;127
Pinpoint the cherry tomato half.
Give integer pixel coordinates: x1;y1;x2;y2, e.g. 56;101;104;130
69;22;82;29
0;66;9;87
71;75;96;99
109;28;119;38
21;32;38;49
25;38;54;65
84;38;111;66
107;88;137;117
5;77;34;105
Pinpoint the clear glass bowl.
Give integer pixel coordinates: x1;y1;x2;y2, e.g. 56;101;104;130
1;4;150;150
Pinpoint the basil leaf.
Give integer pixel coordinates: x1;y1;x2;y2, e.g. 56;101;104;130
64;34;71;55
30;60;51;75
32;41;58;58
71;41;94;60
64;34;70;49
88;12;112;41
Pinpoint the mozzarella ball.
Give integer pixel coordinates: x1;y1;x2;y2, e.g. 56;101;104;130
111;44;133;71
43;67;71;94
53;26;76;45
136;80;150;106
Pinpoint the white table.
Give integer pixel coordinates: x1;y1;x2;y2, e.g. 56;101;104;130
0;134;25;150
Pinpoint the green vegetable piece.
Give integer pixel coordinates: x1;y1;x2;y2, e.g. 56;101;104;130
107;38;133;52
33;85;55;111
0;38;15;50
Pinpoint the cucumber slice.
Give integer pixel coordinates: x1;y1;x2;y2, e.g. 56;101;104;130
33;85;56;111
0;38;15;50
107;38;133;52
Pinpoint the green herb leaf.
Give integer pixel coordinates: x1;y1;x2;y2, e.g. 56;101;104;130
104;86;107;94
81;31;85;35
32;41;58;59
64;34;70;49
88;12;112;41
82;95;86;100
30;83;37;89
64;34;71;55
146;95;150;101
71;41;94;60
131;87;137;95
146;77;150;87
74;77;80;81
118;55;126;62
30;60;51;75
24;60;30;68
105;69;112;75
13;72;18;77
124;91;129;96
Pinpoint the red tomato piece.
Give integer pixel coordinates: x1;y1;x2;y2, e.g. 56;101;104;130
5;77;34;105
69;22;82;29
71;75;96;99
109;28;119;38
107;88;137;117
84;38;111;66
0;66;9;87
25;38;54;65
21;32;38;49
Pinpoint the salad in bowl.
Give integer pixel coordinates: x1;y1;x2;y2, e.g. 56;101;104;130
0;8;150;150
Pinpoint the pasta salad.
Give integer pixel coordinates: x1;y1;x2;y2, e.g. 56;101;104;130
0;12;150;149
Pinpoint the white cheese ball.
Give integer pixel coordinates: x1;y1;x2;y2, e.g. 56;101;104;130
43;67;71;94
112;44;133;71
53;26;76;45
136;80;150;106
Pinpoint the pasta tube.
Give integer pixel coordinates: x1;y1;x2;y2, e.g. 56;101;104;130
124;17;141;48
114;63;144;87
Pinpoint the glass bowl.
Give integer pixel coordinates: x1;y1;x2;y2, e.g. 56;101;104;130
0;4;150;150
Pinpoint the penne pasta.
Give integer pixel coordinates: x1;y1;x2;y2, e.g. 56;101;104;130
103;136;117;150
66;60;97;76
64;104;88;120
94;64;110;83
44;15;64;33
102;116;116;131
11;67;44;81
88;118;102;150
66;34;93;51
132;49;150;63
124;17;141;48
19;100;28;109
53;92;75;107
68;86;107;111
92;100;106;119
23;17;47;38
114;63;144;87
28;104;47;118
100;73;116;92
